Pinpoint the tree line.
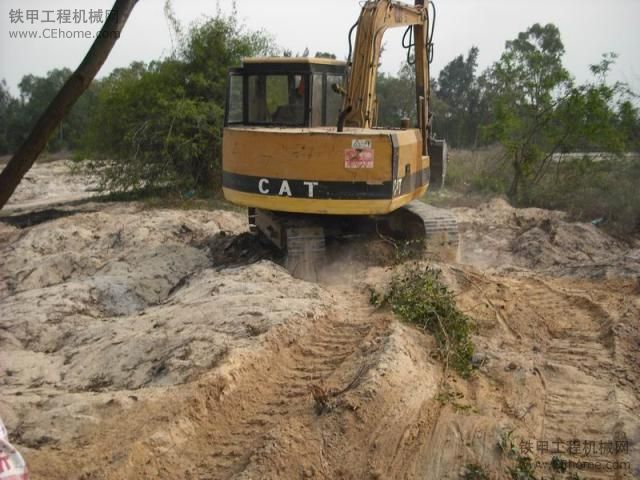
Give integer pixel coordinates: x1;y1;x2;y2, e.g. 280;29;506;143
1;13;638;204
0;70;97;155
377;24;639;200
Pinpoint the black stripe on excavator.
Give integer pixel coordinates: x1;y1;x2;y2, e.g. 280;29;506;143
397;168;430;197
223;171;392;199
391;133;400;181
223;170;430;200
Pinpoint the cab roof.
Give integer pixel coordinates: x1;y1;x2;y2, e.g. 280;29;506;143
232;57;346;75
242;57;346;67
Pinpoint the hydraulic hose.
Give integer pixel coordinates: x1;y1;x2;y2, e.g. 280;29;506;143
428;1;436;64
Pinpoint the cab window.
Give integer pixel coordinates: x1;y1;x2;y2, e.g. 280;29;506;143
326;74;343;125
247;74;306;126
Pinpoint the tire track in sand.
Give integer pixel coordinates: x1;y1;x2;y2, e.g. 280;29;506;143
519;279;632;480
194;289;385;479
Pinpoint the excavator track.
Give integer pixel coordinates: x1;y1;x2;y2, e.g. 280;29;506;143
284;225;326;281
253;209;326;281
252;201;460;280
404;200;459;249
384;200;460;261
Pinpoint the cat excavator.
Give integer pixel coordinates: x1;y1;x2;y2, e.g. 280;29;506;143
222;0;458;277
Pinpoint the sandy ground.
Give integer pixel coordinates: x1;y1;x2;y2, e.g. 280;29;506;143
3;160;96;213
0;161;638;479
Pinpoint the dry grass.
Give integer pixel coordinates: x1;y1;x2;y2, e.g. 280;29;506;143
437;146;640;238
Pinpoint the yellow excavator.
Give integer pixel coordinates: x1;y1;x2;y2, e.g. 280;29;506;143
222;0;458;276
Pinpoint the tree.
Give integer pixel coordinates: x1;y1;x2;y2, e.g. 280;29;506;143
0;0;139;209
485;25;632;202
617;100;640;152
553;54;627;155
376;61;416;128
7;69;100;153
484;24;571;200
433;47;490;148
82;7;276;193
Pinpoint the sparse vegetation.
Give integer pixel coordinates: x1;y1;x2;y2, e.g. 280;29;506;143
308;364;371;415
368;287;382;307
436;386;475;412
462;463;490;480
442;148;640;236
550;455;566;472
444;146;510;195
380;264;474;377
374;234;426;265
498;430;538;480
392;239;425;264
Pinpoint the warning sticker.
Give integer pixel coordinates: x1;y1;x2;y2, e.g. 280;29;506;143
344;148;374;168
351;139;371;149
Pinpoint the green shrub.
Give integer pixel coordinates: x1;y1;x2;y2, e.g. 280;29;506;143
81;8;276;195
462;464;490;480
498;430;538;480
445;148;640;237
383;264;474;377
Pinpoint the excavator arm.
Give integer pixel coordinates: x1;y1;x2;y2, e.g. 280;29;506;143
340;0;432;154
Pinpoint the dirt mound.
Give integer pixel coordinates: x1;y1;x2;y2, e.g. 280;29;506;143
19;262;639;480
454;198;640;278
1;204;244;304
0;204;338;451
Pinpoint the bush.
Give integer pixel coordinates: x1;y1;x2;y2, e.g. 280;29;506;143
381;265;474;377
525;155;640;236
462;464;490;480
81;9;275;195
446;146;510;194
82;60;222;192
445;148;640;237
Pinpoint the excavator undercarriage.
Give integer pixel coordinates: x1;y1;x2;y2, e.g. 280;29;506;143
249;200;459;280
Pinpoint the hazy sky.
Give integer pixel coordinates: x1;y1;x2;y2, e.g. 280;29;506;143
1;0;639;95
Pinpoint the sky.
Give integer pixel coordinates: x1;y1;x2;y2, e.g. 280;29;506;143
1;0;639;95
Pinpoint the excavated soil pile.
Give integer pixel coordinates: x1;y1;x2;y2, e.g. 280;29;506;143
454;198;640;278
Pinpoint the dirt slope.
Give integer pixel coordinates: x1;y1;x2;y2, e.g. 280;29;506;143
0;163;638;479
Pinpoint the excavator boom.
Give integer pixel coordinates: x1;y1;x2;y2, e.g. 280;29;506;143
342;0;432;154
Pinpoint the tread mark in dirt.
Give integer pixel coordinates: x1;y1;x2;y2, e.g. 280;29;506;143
197;293;380;478
525;280;633;480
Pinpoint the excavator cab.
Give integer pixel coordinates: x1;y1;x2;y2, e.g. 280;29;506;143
225;58;346;128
